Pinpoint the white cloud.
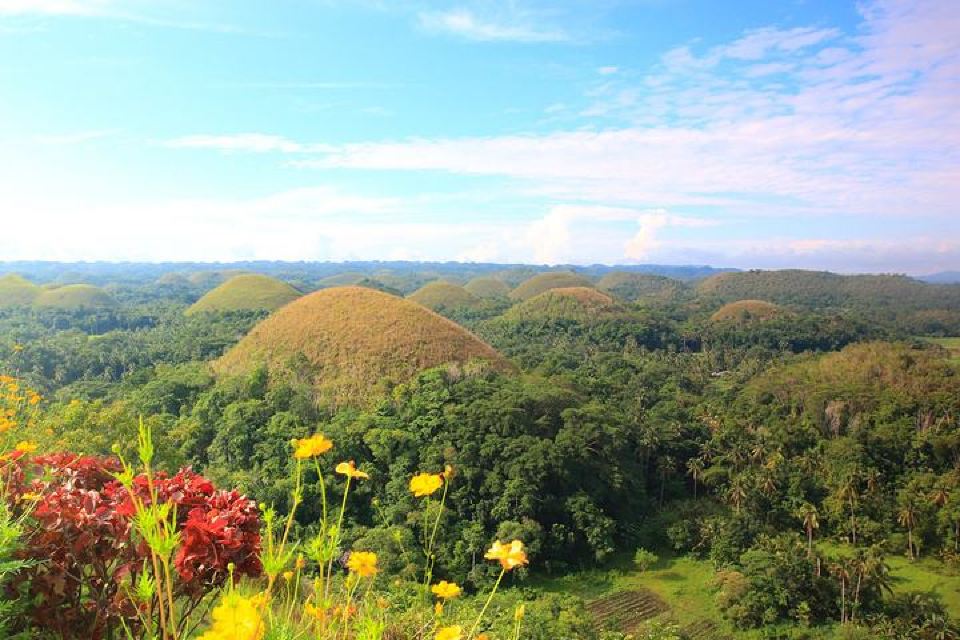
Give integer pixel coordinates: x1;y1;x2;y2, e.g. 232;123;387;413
598;66;618;75
270;0;960;220
417;7;568;42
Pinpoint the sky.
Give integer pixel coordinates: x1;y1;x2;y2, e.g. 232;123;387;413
0;0;957;273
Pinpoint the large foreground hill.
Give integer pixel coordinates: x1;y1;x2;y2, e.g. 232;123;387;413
214;286;512;405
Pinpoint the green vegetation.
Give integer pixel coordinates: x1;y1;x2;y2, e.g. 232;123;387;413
464;276;511;299
185;273;301;315
214;286;513;406
709;299;786;323
32;284;116;310
0;274;41;308
0;262;958;638
503;287;621;322
408;280;480;310
596;272;686;303
509;271;594;300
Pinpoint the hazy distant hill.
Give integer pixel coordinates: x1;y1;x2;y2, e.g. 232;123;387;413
919;271;960;284
697;269;960;313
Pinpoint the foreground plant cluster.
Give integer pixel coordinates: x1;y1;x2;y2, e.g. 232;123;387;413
0;378;532;640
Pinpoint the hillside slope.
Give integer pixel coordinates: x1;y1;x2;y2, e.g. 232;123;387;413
215;286;512;405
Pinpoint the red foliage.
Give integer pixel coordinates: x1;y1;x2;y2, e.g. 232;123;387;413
9;454;261;639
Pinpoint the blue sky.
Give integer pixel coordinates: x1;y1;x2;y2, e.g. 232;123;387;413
0;0;957;273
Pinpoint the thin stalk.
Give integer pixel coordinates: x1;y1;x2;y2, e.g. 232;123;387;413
326;476;352;600
467;568;505;640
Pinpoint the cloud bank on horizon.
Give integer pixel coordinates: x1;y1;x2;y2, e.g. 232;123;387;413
0;0;957;273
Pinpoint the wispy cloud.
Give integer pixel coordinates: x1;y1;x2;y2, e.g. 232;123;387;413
417;7;568;42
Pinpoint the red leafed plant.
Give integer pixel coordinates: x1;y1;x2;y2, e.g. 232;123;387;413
8;453;261;639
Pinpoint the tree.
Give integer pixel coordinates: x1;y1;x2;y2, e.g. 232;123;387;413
898;495;920;560
686;456;704;499
796;503;819;555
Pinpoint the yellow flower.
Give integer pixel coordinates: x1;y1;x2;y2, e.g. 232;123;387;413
292;434;332;460
335;460;370;480
12;344;23;353
484;539;528;571
20;492;41;502
346;551;378;577
197;592;265;640
282;571;293;581
431;580;462;600
435;626;462;640
14;441;37;454
28;393;41;406
409;472;443;497
515;603;526;621
435;601;443;616
304;602;327;622
295;554;306;569
442;464;455;480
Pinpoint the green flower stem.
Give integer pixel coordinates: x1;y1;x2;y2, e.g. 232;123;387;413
467;568;505;640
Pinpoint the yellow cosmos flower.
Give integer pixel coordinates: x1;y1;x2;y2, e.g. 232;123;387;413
515;603;526;621
431;580;462;600
303;602;327;622
20;492;41;502
335;460;370;480
197;592;265;640
346;551;378;577
14;441;37;454
292;434;333;460
435;625;462;640
409;472;443;497
484;539;528;571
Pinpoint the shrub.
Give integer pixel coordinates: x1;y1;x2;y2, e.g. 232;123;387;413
9;453;261;638
633;547;658;572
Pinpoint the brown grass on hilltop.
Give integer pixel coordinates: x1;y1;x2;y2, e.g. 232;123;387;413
0;274;41;307
186;274;301;315
509;272;593;301
33;284;116;310
214;286;513;406
504;286;621;321
464;277;511;299
407;281;479;310
709;299;785;323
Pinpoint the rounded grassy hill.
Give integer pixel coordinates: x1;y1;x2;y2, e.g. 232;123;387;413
407;281;479;310
709;299;785;323
464;277;511;299
509;272;594;301
597;272;684;302
214;286;513;405
504;287;621;321
32;284;116;310
0;274;41;308
186;274;301;315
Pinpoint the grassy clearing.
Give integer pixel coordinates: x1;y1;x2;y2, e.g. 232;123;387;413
533;549;960;639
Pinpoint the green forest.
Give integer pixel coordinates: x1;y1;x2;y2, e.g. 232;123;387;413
0;263;958;640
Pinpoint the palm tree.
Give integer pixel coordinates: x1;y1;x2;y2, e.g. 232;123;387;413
686;457;704;499
898;499;919;560
727;475;747;515
796;503;820;555
836;473;860;545
829;559;852;624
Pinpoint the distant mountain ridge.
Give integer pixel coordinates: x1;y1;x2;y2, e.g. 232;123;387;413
919;271;960;284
